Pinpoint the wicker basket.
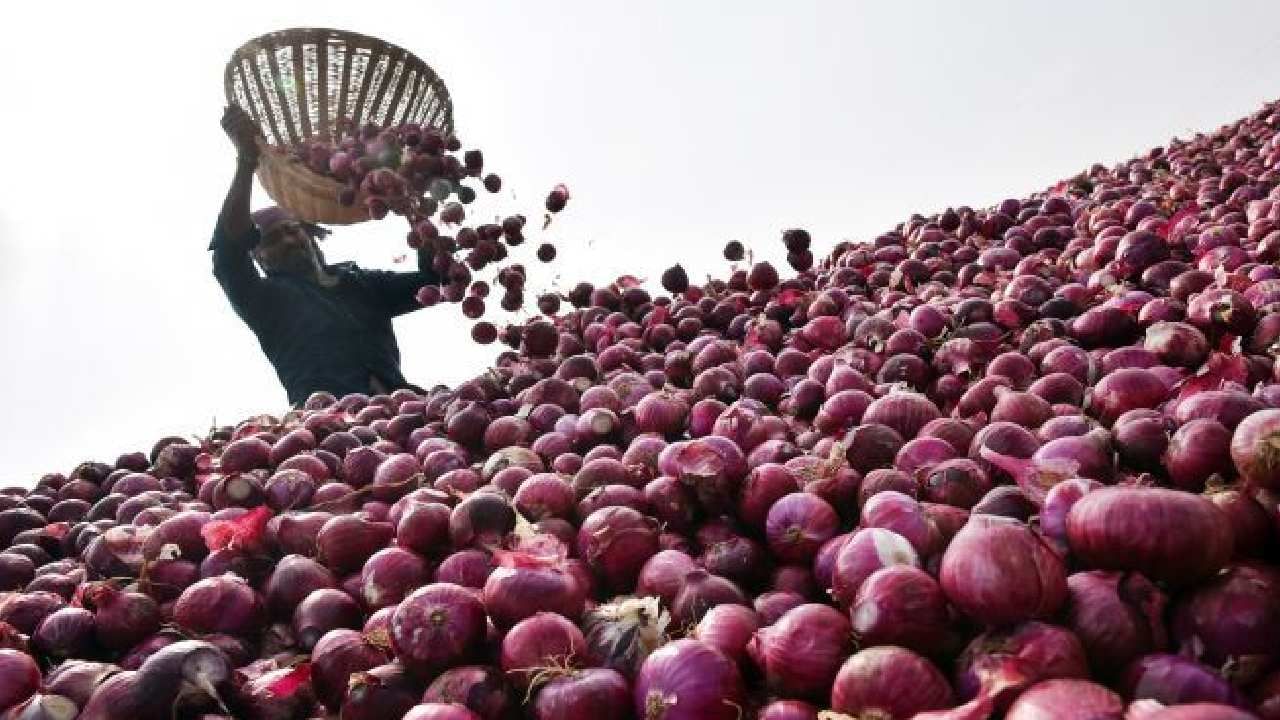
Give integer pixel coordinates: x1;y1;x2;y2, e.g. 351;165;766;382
224;28;455;225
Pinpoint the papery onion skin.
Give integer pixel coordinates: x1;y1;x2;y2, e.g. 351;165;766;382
1065;488;1232;587
939;514;1067;627
632;639;744;720
830;645;954;718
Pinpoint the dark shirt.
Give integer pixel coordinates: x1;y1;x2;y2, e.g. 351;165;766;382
209;223;440;406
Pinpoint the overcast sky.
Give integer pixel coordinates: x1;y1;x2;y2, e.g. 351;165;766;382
3;1;1280;485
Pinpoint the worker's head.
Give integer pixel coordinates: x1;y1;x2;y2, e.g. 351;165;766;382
250;206;331;276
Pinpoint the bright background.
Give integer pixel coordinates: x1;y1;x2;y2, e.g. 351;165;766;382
3;1;1280;485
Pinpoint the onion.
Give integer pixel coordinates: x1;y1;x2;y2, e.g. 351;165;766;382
1089;368;1170;426
499;611;586;688
635;550;697;606
670;569;748;628
1164;419;1233;491
1065;488;1232;586
1121;654;1248;707
763;492;838;563
421;666;512;720
831;527;920;608
0;648;40;711
531;668;631;719
80;583;161;651
862;391;943;440
360;547;429;610
954;621;1089;709
390;583;487;672
850;565;952;658
746;603;852;698
632;639;744;720
1231;408;1280;490
173;574;263;636
1171;563;1280;686
483;551;585;629
939;514;1067;626
292;587;362;650
829;646;954;718
693;603;758;664
1004;679;1124;720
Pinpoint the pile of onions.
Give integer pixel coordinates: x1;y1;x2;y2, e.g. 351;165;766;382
6;83;1280;720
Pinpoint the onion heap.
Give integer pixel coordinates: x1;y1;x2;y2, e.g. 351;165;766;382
5;94;1280;720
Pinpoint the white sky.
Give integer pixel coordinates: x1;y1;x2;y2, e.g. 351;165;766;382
3;1;1280;485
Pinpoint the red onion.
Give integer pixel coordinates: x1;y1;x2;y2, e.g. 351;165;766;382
435;549;494;588
577;506;659;592
293;588;362;649
499;611;586;688
940;514;1066;626
746;603;851;698
831;527;920;607
1171;563;1280;685
830;646;954;718
763;492;838;563
862;391;943;440
1231;408;1280;490
1066;488;1232;586
1164;419;1232;491
635;550;697;606
421;665;512;720
693;603;758;664
860;490;940;557
531;668;631;719
390;583;487;672
954;621;1089;709
632;639;744;720
1121;654;1248;707
670;569;748;628
483;551;585;628
81;583;161;651
850;565;952;657
0;648;41;711
1004;679;1124;720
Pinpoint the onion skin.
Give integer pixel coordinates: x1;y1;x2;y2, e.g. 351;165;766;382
939;515;1067;627
633;639;744;720
1004;678;1124;720
830;646;953;718
1065;488;1232;587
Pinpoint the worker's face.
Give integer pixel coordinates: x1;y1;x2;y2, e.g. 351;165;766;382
255;221;319;274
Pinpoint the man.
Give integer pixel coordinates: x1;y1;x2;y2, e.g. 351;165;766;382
212;106;441;406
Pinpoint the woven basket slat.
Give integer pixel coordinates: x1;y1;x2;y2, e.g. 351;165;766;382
315;37;330;140
367;56;396;126
225;28;454;225
290;39;314;141
265;46;302;146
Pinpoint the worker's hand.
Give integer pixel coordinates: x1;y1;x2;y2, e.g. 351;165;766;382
222;105;261;165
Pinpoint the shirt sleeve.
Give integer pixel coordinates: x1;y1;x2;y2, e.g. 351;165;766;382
209;223;273;330
362;268;442;318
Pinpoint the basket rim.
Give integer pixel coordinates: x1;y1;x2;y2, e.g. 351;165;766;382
223;26;455;148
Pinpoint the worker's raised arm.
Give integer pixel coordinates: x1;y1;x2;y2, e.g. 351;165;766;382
209;106;272;328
